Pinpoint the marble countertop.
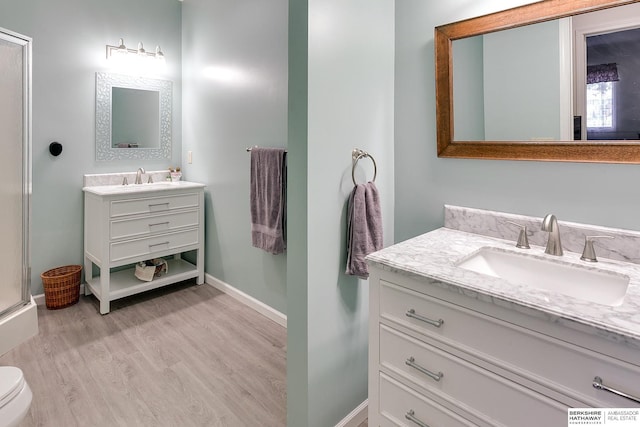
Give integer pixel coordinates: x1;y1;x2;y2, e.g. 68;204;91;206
83;181;205;196
366;227;640;348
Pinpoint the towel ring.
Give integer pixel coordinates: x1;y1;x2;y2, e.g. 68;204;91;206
351;148;377;186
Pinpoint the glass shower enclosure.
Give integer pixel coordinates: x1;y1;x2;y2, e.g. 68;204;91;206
0;27;31;318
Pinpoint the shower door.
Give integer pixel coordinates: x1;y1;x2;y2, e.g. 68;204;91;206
0;28;31;317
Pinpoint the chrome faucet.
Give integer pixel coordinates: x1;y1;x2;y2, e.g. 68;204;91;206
135;167;145;185
541;214;563;256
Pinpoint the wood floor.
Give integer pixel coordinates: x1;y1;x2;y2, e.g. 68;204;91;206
0;281;286;427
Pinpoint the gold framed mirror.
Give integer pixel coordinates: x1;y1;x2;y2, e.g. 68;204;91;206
435;0;640;163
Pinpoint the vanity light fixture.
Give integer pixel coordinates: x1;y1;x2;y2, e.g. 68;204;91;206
105;38;166;61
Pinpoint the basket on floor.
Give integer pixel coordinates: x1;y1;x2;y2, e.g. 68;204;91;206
41;265;82;310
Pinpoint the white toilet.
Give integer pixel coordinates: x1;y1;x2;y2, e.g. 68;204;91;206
0;366;32;427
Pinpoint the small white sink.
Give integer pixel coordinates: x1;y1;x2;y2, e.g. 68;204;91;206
456;247;629;307
116;182;174;190
83;180;205;196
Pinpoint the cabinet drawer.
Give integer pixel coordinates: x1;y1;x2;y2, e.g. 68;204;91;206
380;324;567;427
380;280;640;407
379;372;476;427
110;229;199;263
110;210;199;240
110;193;199;218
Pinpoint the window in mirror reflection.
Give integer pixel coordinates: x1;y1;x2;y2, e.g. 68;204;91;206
586;42;619;133
580;23;640;141
586;81;614;129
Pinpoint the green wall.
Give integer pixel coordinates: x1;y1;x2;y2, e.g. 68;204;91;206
181;0;289;314
483;21;562;140
286;0;310;423
287;0;395;425
0;0;182;295
453;36;485;140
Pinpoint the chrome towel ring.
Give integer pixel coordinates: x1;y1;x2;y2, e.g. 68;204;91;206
352;148;377;186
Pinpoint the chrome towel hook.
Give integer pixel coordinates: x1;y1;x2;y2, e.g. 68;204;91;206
351;148;377;186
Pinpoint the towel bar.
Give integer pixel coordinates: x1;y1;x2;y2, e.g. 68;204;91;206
352;148;377;185
246;146;287;152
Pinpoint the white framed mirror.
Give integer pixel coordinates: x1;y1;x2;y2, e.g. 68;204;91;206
95;72;172;161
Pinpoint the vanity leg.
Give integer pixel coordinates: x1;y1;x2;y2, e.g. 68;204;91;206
83;255;93;296
99;266;110;315
196;248;204;285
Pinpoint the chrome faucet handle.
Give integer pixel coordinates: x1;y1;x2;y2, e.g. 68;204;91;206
506;221;530;249
581;235;614;262
147;175;154;184
122;176;128;185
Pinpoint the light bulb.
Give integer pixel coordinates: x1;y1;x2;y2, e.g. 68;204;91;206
137;42;146;56
155;45;166;65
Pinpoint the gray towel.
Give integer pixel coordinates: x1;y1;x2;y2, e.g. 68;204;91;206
250;147;287;254
346;181;383;278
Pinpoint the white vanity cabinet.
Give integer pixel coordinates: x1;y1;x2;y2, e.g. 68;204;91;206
83;183;205;314
368;267;640;427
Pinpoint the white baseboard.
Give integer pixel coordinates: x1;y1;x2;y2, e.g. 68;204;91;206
33;293;45;305
33;284;86;306
205;273;287;328
335;400;368;427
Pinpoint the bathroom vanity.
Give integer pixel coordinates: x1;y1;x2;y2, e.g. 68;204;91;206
367;206;640;426
83;178;205;314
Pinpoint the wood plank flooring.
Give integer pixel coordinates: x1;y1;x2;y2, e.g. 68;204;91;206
0;281;286;427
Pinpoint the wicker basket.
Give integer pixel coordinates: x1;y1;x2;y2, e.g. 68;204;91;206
41;265;82;310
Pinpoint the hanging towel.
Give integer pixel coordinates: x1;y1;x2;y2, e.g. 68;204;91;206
250;147;287;254
346;181;383;278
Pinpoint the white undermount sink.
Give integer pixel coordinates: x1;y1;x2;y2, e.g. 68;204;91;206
456;247;629;307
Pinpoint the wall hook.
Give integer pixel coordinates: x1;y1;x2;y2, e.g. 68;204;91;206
49;141;63;156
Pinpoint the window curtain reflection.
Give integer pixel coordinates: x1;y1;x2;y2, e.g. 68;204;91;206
587;63;619;84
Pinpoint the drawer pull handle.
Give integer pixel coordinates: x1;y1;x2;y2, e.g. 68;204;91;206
405;409;430;427
406;309;444;328
149;241;170;249
593;376;640;404
149;202;170;209
149;221;170;227
406;357;443;382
